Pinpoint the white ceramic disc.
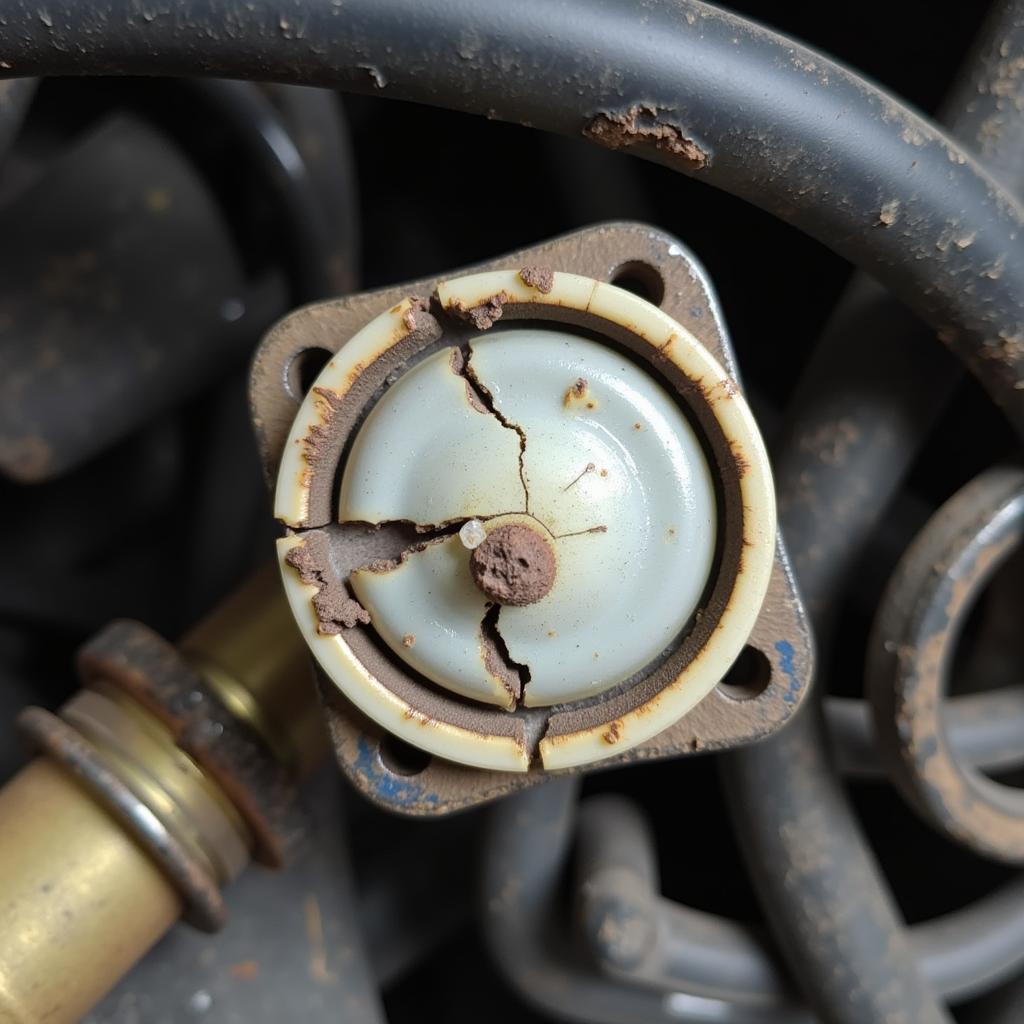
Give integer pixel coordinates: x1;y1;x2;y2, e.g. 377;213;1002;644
342;330;716;707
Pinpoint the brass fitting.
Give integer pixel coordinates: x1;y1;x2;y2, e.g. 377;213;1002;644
0;565;319;1024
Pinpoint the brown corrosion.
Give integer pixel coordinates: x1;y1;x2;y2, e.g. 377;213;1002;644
285;533;371;633
564;377;588;407
447;291;509;330
583;104;710;170
519;265;555;293
402;295;430;330
470;524;556;607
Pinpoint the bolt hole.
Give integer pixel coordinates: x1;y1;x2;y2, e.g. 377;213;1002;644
286;346;333;400
378;734;432;777
718;646;772;701
609;261;666;306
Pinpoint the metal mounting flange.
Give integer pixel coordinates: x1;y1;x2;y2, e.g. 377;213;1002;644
250;222;813;815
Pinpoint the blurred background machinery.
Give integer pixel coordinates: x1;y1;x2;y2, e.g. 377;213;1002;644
0;0;1022;1022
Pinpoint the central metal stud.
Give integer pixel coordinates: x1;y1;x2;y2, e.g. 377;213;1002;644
469;523;556;607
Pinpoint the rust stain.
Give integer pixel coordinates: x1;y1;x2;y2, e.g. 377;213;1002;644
583;103;710;170
729;438;751;478
402;295;430;331
877;199;900;226
602;721;623;744
446;291;509;330
519;265;555;293
230;961;260;981
402;633;416;648
285;535;371;633
304;894;337;984
564;377;588;407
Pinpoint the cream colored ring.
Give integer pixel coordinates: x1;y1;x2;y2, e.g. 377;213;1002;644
275;270;775;772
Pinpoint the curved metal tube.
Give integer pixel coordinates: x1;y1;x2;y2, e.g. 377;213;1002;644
826;690;1024;779
867;467;1024;863
0;0;1021;427
483;780;797;1024
721;2;1024;1019
576;794;1024;1012
186;79;351;301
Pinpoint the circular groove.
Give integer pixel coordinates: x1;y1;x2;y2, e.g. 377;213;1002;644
18;707;226;931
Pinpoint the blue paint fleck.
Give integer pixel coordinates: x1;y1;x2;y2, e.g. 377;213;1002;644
354;735;440;809
775;639;802;705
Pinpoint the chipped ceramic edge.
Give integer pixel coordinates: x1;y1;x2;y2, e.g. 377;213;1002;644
273;295;426;528
438;271;775;770
276;534;530;772
349;531;517;711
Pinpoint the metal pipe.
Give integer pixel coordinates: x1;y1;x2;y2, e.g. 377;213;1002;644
826;690;1024;779
0;758;183;1024
576;794;1024;1011
0;566;346;1024
0;0;1020;430
721;3;1024;1020
483;781;803;1024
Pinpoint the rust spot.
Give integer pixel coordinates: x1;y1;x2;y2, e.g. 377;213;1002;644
302;387;347;478
729;439;750;478
285;535;371;633
564;377;588;407
519;265;555;293
230;961;260;981
583;104;710;170
344;361;367;388
603;721;623;744
633;422;643;430
586;401;596;410
447;291;509;330
402;633;416;648
798;418;860;467
470;524;556;606
402;295;430;330
599;468;609;478
877;199;900;226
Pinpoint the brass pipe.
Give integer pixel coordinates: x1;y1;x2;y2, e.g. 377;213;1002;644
181;562;327;779
0;759;182;1024
0;564;321;1024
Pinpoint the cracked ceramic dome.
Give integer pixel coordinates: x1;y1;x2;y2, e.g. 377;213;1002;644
274;266;776;773
339;331;717;709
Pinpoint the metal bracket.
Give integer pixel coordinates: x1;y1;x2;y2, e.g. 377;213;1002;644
249;222;813;815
